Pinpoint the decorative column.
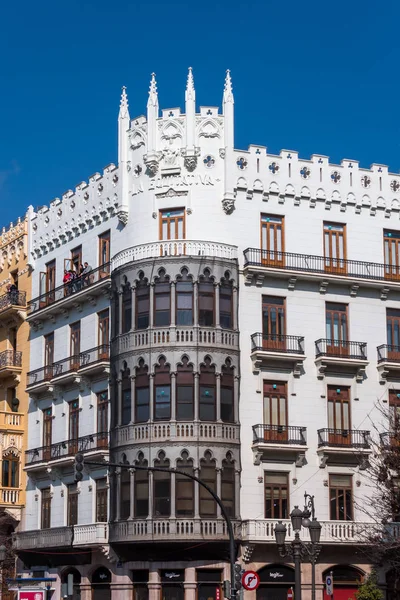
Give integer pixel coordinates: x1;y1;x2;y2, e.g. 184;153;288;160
194;373;199;421
115;468;121;521
130;376;136;424
170;372;176;421
216;467;222;518
184;567;197;600
149;283;155;327
215;284;220;328
148;569;161;600
170;471;176;519
233;286;238;330
234;469;241;519
194;467;200;520
149;374;155;421
117;379;122;427
130;469;135;519
131;286;136;330
193;282;199;327
216;373;221;421
170;281;176;327
148;470;154;519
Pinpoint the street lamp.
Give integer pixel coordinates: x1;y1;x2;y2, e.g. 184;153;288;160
274;492;322;600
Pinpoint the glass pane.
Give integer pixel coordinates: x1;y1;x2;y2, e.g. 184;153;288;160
279;398;286;426
177;294;192;309
270;396;278;425
343;402;349;429
269;227;274;252
261;226;267;249
177;309;193;325
277;227;282;254
333;313;339;341
330;474;352;487
162;221;168;240
384;240;389;264
328;401;334;429
177;218;184;239
326;314;332;339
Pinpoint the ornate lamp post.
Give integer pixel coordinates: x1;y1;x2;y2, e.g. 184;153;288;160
274;492;322;600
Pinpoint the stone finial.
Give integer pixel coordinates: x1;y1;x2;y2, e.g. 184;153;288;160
119;86;129;120
186;67;195;93
223;69;233;102
148;72;158;107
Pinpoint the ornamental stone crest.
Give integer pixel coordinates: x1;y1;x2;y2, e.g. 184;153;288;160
391;180;400;192
184;155;198;172
222;197;235;215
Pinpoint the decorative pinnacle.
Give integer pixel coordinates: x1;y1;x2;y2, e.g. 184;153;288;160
119;86;129;119
224;69;233;95
148;72;158;106
187;67;194;92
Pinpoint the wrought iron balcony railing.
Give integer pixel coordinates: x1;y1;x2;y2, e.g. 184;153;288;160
252;424;307;445
317;428;371;448
251;333;305;354
377;344;400;363
25;432;108;464
244;247;400;283
80;344;110;366
53;355;80;377
0;349;22;369
28;262;110;315
380;431;399;448
0;290;27;311
315;339;367;360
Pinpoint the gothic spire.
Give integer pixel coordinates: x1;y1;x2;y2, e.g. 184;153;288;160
223;69;234;104
147;72;158;107
118;86;130;120
186;67;195;99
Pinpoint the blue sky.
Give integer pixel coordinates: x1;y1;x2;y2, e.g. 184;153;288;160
0;0;399;225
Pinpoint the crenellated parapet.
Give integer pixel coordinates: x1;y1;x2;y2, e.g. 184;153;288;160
30;163;119;260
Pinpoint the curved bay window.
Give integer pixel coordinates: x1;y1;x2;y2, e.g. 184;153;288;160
135;359;150;423
154;357;171;420
154;452;170;517
121;366;131;426
1;454;19;488
221;359;234;422
154;270;171;327
221;455;235;517
176;269;193;326
136;273;150;330
220;274;233;329
134;454;149;518
122;283;132;333
198;270;215;327
199;451;217;517
176;452;194;517
199;357;216;421
176;357;194;420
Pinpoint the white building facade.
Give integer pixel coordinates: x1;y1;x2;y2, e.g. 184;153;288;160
14;69;400;600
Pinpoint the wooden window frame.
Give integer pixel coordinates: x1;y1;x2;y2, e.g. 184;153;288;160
98;230;111;278
221;461;235;518
323;221;347;274
384;229;400;280
219;281;233;330
70;321;81;368
43;407;53;460
159;208;186;241
68;400;80;454
97;391;108;447
41;487;51;529
263;381;288;441
325;302;349;355
329;474;353;521
95;478;108;522
98;309;110;353
260;214;285;266
1;455;19;488
327;385;351;446
134;466;149;518
264;471;289;519
67;483;78;526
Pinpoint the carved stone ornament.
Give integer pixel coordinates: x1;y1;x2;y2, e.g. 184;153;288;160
144;153;162;176
219;148;226;159
222;197;235;215
184;155;198;172
117;210;128;226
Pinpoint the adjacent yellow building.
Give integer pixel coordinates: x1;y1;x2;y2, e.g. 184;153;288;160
0;215;30;528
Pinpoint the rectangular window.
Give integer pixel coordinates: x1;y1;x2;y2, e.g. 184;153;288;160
264;472;288;519
263;381;288;441
199;385;215;421
329;474;353;520
324;222;346;274
46;260;56;293
262;296;285;349
69;400;79;454
198;282;214;326
96;478;108;522
154;282;171;327
176;281;193;326
43;407;53;460
384;230;400;280
175;468;194;517
154;385;171;420
70;321;81;368
122;388;131;426
325;302;348;354
97;391;108;447
122;288;132;333
120;470;130;519
44;333;54;380
41;487;51;529
260;214;284;266
136;387;150;423
153;471;171;516
199;466;217;517
327;386;351;445
70;245;82;272
176;385;194;420
387;308;400;360
67;483;78;526
99;230;111;277
2;457;19;488
220;283;233;329
98;309;110;353
136;284;150;330
159;209;185;240
135;470;149;518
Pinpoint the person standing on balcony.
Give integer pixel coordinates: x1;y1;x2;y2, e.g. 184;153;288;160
81;262;92;287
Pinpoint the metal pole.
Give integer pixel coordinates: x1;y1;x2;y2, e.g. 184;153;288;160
293;533;302;600
311;558;315;600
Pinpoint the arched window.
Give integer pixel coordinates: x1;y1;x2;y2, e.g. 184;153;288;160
176;452;194;517
198;270;215;326
322;566;363;600
122;282;132;333
222;454;235;518
2;454;19;488
199;451;216;517
154;452;170;517
121;364;131;426
135;359;150;423
220;273;233;329
154;357;171;420
136;273;150;330
176;357;194;420
120;455;130;519
62;569;81;600
154;270;170;327
91;567;111;600
221;358;234;422
134;453;149;518
199;357;216;421
176;269;193;326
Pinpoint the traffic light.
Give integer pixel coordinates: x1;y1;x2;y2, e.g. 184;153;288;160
74;452;84;482
233;564;243;591
223;580;231;599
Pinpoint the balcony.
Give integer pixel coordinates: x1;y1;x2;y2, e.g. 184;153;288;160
112;240;238;271
241;519;380;544
0;290;27;324
27;262;111;322
110;518;241;544
27;345;110;394
73;523;108;546
380;431;399;449
25;432;108;470
113;421;240;447
13;526;73;550
113;327;238;355
1;487;21;506
317;428;371;468
0;350;22;380
250;333;305;376
243;248;400;294
377;344;400;382
315;339;368;381
0;411;24;431
252;424;307;467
